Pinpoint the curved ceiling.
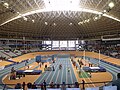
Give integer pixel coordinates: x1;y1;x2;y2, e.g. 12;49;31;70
0;0;120;40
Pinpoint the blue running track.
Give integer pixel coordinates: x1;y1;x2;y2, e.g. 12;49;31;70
35;54;77;84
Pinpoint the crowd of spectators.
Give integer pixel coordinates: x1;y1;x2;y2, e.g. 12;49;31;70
14;75;120;90
14;81;79;90
97;45;120;58
85;44;120;59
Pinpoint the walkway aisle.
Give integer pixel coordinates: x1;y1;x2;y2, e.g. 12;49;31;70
35;54;77;85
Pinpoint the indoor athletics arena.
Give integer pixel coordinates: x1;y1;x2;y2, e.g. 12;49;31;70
0;0;120;90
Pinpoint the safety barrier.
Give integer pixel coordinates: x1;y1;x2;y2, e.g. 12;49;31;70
0;80;115;90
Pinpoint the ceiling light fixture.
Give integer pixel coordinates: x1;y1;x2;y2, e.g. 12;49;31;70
87;19;90;22
17;12;20;14
108;1;115;8
69;22;73;25
78;22;84;25
45;22;48;25
94;16;99;21
78;19;90;25
103;10;107;13
78;22;81;25
23;17;27;21
32;20;35;23
95;17;98;20
53;23;56;26
3;2;9;8
84;20;87;22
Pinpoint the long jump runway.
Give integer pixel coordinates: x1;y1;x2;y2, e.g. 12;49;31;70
35;55;77;84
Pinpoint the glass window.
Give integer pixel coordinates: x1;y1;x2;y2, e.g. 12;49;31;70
68;41;75;47
60;41;67;47
43;41;51;45
52;41;59;47
76;40;79;44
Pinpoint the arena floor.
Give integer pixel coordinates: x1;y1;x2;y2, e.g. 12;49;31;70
0;51;120;89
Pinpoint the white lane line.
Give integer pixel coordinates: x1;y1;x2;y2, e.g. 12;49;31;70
61;61;64;84
69;58;74;84
45;65;56;83
55;60;61;83
66;59;68;84
49;62;60;83
37;64;57;84
38;72;48;84
69;66;73;84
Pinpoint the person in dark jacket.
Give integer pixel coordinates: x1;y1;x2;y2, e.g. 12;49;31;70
112;73;120;90
43;80;46;90
27;82;32;89
22;82;25;90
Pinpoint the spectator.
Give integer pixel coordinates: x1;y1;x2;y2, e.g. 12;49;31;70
56;84;60;88
32;82;37;89
50;82;54;88
27;82;32;89
43;80;46;90
40;83;44;90
68;84;71;88
15;83;21;89
22;82;25;90
62;82;66;90
74;82;79;88
112;73;120;90
82;80;85;89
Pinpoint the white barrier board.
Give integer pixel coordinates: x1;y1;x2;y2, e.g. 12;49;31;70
27;89;41;90
85;87;99;90
7;89;23;90
47;89;61;90
103;86;117;90
66;88;81;90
